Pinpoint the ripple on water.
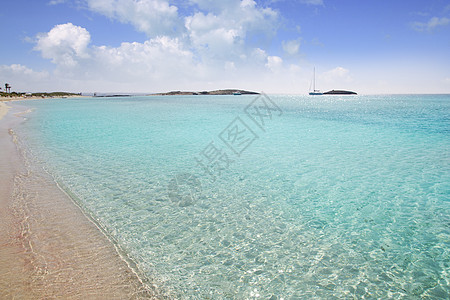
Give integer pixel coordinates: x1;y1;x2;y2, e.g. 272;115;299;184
13;95;450;298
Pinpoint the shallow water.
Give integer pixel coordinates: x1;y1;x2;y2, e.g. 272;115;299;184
14;95;450;298
1;104;153;299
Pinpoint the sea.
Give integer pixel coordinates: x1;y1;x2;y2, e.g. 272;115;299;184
12;94;450;298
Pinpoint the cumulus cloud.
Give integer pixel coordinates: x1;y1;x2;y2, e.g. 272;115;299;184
82;0;279;65
185;0;278;60
27;1;310;93
412;16;450;32
322;66;352;85
189;0;236;12
29;24;311;93
0;64;48;78
85;0;180;37
0;64;49;91
282;39;301;55
251;48;268;62
91;36;196;82
33;23;198;84
265;56;283;72
185;12;242;59
29;19;313;93
34;23;91;67
324;66;349;77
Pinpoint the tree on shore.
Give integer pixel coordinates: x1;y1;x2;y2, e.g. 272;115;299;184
4;83;11;93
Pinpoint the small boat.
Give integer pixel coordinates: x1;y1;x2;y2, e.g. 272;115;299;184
233;92;241;95
309;67;323;95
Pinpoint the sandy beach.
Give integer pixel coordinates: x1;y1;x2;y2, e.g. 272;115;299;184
0;103;154;299
0;95;88;102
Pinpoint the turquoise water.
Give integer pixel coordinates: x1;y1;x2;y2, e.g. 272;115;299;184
16;95;449;298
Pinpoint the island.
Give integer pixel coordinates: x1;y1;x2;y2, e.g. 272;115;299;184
93;93;131;97
323;90;357;95
150;89;259;96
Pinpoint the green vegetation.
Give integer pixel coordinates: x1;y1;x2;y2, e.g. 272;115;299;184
0;91;81;98
30;92;82;97
0;92;24;98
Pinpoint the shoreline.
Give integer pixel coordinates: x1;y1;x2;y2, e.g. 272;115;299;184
1;95;90;102
0;102;10;120
0;103;155;299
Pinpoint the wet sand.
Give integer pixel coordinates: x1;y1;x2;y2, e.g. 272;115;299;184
0;104;155;299
0;102;9;120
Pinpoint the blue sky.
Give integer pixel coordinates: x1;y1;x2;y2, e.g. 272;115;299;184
1;0;449;94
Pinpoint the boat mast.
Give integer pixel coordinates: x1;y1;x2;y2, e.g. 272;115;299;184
313;67;316;91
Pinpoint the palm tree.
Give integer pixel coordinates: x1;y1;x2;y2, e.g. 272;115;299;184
5;83;11;93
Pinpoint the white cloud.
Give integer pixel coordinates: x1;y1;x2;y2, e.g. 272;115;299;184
85;0;181;37
0;64;49;91
185;12;242;59
0;64;48;78
189;0;236;12
29;22;313;93
31;23;213;91
34;23;91;67
91;36;196;82
48;0;67;5
185;0;278;61
412;16;450;32
34;25;197;81
321;66;352;87
265;56;283;72
282;39;300;55
224;61;236;71
323;66;349;77
83;0;279;66
299;0;323;5
32;23;197;88
251;48;268;62
26;2;309;93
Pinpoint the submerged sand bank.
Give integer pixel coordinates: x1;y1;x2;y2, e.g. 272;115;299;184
0;104;155;299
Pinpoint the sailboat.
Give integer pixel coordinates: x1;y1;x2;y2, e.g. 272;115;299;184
309;67;323;95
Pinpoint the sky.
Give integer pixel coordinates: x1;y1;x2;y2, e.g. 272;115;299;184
0;0;449;94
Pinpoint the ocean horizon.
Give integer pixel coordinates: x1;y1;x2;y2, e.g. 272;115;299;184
10;94;450;298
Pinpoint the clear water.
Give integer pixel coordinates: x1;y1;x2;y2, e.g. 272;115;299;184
15;95;450;298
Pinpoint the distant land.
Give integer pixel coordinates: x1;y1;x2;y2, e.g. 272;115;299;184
93;93;131;97
1;91;81;98
323;90;357;95
0;91;83;101
151;89;259;96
